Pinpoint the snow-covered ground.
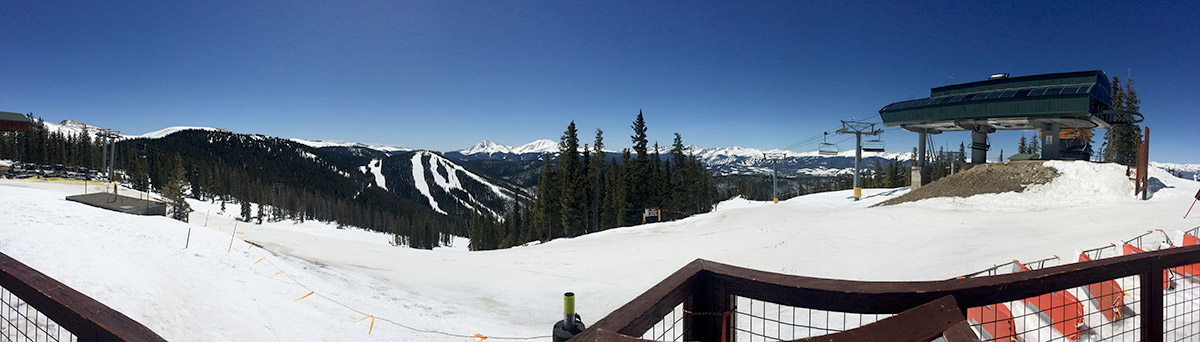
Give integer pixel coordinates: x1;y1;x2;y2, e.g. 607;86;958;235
2;161;1199;341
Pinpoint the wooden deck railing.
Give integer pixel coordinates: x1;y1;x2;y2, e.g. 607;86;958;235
0;252;166;341
573;244;1200;341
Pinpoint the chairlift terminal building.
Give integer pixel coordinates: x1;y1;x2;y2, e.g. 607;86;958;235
878;70;1142;187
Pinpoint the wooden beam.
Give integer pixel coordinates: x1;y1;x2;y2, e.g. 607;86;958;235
789;295;975;342
0;252;166;341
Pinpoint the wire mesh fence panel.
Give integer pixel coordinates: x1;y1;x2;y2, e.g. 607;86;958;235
731;296;890;341
1;287;77;342
967;275;1141;342
640;303;685;341
1164;271;1200;341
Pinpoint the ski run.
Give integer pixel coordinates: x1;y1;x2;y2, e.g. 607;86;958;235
2;161;1200;341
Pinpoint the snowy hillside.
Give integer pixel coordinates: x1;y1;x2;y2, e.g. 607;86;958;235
3;161;1199;341
1152;161;1200;181
409;151;513;216
447;139;913;177
290;138;411;153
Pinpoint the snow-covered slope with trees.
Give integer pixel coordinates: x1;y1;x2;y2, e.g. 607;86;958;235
444;139;913;177
3;161;1199;341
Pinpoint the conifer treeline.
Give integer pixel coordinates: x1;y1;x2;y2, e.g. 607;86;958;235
1101;76;1143;166
467;112;718;250
0;118;458;249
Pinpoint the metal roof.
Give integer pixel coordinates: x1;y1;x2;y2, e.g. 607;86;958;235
879;71;1139;133
0;111;32;123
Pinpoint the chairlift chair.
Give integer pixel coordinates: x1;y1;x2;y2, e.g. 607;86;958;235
818;132;839;155
862;139;885;152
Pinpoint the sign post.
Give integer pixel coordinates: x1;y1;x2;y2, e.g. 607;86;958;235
643;208;660;224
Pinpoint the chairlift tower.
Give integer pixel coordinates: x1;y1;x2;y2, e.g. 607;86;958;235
835;121;884;201
762;152;788;203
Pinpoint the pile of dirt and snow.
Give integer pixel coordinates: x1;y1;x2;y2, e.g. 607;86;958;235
876;161;1060;207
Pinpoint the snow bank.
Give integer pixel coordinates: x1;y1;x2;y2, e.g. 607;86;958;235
904;161;1137;211
3;160;1200;341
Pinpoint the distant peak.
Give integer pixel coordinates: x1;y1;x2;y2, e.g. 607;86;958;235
512;139;558;154
461;140;514;154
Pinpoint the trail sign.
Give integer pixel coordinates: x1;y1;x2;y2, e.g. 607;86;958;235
643;207;661;224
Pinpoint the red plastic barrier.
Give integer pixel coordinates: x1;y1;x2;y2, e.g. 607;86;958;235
1077;252;1125;322
1122;243;1173;290
967;303;1017;341
1013;261;1084;340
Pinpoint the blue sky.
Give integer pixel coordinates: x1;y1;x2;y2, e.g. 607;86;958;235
2;1;1197;162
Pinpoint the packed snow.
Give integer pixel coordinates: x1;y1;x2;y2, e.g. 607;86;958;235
2;161;1200;341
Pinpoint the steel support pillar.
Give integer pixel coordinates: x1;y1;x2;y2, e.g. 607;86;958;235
911;131;929;189
970;129;990;165
1040;123;1061;160
853;133;862;200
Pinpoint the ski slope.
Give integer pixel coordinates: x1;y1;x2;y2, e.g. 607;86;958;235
2;161;1199;341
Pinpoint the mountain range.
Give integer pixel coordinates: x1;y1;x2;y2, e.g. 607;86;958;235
25;119;1200;218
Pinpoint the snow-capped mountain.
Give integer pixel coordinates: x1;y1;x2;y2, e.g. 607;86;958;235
445;139;914;178
314;145;522;218
290;138;411;153
1151;162;1200;181
41;119;230;141
448;139;560;161
691;146;912;177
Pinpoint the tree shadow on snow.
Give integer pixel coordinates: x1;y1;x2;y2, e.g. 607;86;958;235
859;187;910;200
1145;177;1172;199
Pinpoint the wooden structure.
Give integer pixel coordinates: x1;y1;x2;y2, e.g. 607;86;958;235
1134;127;1151;200
66;192;166;216
572;243;1200;341
0;111;32;132
0;251;166;341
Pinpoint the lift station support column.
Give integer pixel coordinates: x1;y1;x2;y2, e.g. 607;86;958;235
911;129;932;190
1036;121;1062;160
969;126;995;166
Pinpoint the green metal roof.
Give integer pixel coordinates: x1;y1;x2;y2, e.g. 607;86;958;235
1008;153;1038;160
0;111;32;123
879;71;1135;133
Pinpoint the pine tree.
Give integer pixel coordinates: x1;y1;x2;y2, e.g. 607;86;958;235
241;199;252;222
588;129;607;231
557;121;586;237
531;153;559;241
159;154;193;222
256;203;264;224
1102;76;1143;165
1018;135;1028;154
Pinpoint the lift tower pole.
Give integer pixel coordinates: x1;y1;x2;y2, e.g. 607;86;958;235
762;152;787;203
836;121;883;201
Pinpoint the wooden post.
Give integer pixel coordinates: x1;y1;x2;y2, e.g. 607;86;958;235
226;222;237;254
1141;259;1164;341
683;272;730;341
1141;127;1150;200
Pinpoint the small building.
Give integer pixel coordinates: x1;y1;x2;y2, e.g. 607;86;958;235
0;111;33;132
1008;153;1038;161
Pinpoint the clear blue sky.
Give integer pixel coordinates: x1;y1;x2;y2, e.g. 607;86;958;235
2;1;1197;162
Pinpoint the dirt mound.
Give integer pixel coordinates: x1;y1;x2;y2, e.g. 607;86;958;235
875;161;1060;206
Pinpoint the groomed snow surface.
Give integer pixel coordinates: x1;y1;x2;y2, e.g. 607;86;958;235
2;161;1200;341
